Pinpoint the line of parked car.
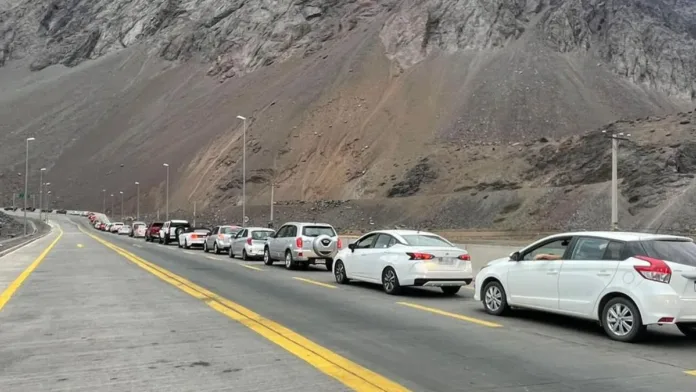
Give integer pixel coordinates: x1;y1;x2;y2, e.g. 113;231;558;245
83;212;696;343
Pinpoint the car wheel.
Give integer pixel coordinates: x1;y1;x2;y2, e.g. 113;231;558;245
185;240;190;249
242;250;248;261
601;297;646;342
214;243;220;254
677;323;696;338
263;248;273;265
334;261;349;284
163;236;169;245
325;259;333;272
441;286;461;296
203;242;209;253
482;281;510;316
382;267;402;295
285;251;296;270
229;247;235;258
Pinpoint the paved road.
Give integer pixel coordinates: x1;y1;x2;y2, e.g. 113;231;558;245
2;214;695;391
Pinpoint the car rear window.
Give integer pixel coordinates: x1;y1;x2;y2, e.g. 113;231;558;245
302;226;336;237
638;240;696;267
252;230;274;240
401;234;453;247
220;227;238;234
193;229;210;234
151;222;163;227
171;222;190;228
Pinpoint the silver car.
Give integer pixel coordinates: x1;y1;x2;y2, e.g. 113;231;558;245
263;222;341;270
204;225;243;254
229;227;276;260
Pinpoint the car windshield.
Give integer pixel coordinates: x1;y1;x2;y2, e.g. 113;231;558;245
171;222;190;228
252;230;274;240
401;234;453;247
220;227;239;234
639;240;696;267
151;223;163;227
302;226;336;237
194;229;210;234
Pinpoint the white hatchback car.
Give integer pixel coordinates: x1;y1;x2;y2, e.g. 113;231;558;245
333;230;472;295
229;227;275;260
474;231;696;342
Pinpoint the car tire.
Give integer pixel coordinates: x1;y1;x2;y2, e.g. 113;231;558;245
482;281;510;316
214;243;220;254
203;242;209;253
242;250;248;261
334;261;349;284
263;248;273;265
325;259;333;272
185;240;190;249
285;251;296;270
229;247;235;258
382;267;402;295
677;323;696;338
441;286;461;296
601;297;646;343
178;241;182;248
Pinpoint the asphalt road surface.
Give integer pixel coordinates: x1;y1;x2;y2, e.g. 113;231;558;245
1;214;695;391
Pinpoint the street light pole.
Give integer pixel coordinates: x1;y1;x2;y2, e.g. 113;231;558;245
135;182;140;220
236;115;247;225
46;191;51;217
39;168;46;221
120;191;124;220
24;137;35;235
102;189;106;214
602;130;631;231
44;183;50;221
111;194;114;218
163;163;170;221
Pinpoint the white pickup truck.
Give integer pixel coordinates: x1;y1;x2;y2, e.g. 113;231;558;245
158;220;191;245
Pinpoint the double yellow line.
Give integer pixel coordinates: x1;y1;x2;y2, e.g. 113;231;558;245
80;227;410;392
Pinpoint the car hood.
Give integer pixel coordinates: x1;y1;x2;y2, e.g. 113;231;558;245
485;257;510;268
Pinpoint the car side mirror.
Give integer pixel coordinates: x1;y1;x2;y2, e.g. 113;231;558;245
348;243;356;252
509;251;520;261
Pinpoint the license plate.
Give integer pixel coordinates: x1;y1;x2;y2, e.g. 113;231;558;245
315;259;326;263
437;258;454;265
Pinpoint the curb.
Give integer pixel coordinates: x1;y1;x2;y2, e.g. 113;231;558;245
0;221;53;258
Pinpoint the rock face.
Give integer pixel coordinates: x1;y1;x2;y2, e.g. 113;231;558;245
1;0;696;233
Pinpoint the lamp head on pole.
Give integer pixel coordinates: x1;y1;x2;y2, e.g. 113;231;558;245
163;163;169;167
119;191;123;195
26;137;35;141
236;115;246;120
135;181;139;185
40;168;46;172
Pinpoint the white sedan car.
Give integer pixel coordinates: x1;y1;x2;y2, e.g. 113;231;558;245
178;228;212;249
110;222;124;233
332;230;472;295
229;227;275;260
118;225;132;235
474;231;696;342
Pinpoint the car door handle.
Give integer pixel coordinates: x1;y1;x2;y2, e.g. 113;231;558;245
546;270;558;275
597;272;612;276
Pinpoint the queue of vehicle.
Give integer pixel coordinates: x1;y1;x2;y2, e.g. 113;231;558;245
82;211;696;343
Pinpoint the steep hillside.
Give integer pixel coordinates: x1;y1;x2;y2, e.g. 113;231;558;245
1;0;696;232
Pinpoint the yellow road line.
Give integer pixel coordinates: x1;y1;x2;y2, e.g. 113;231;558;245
77;244;84;248
79;227;408;392
685;370;696;376
240;264;264;271
397;302;502;328
0;227;63;312
292;277;337;289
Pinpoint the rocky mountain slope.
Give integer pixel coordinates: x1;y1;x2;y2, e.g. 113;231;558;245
1;0;696;232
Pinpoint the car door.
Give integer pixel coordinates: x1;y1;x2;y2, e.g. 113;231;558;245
349;233;379;278
233;229;247;254
506;236;573;310
160;222;169;239
363;234;398;280
558;237;623;316
284;225;298;254
271;226;288;258
207;226;219;248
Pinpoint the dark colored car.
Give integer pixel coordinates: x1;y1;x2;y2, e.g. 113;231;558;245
145;222;164;242
56;209;67;214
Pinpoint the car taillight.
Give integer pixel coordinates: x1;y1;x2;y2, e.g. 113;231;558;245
337;238;343;249
247;238;252;245
407;252;435;260
218;234;224;240
191;234;198;239
458;254;470;261
296;237;303;248
634;256;671;283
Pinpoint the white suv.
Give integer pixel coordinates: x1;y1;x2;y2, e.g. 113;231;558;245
474;232;696;342
263;222;341;270
158;220;191;245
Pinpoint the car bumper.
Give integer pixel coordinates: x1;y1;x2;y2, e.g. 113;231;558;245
291;249;335;262
188;239;205;246
216;240;231;250
636;290;696;325
244;245;265;257
401;272;473;287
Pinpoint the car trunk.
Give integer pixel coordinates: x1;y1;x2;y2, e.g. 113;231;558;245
641;239;696;320
412;247;471;272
